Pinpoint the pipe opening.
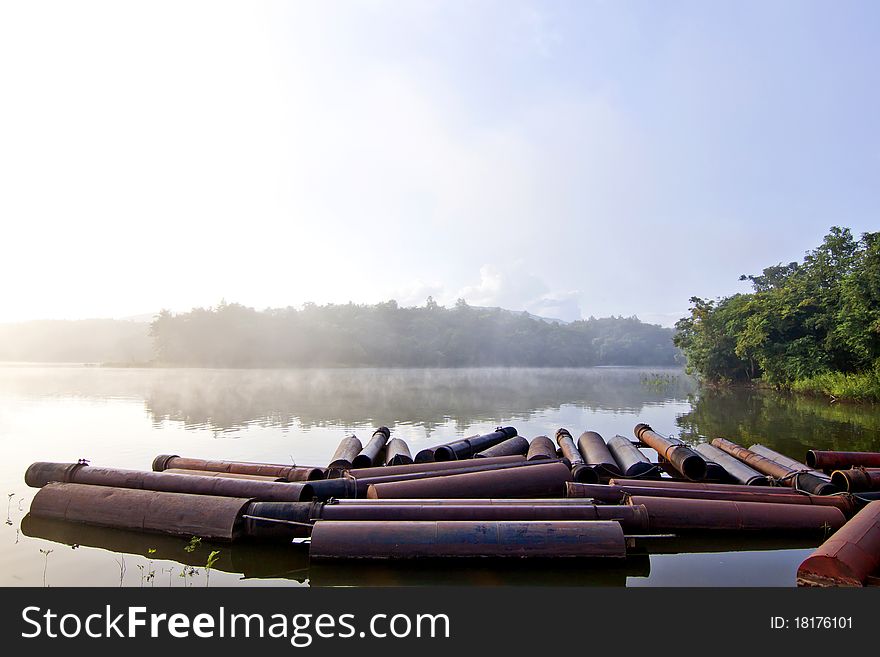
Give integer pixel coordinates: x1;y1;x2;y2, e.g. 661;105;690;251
681;454;708;481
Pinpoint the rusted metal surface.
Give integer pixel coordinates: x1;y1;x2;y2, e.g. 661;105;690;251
304;458;566;500
328;498;596;506
569;481;856;514
807;450;880;471
749;444;837;492
432;427;519;461
694;443;770;486
312;501;649;531
349;455;524;478
352;427;391;469
384;438;413;466
609;478;784;492
830;468;880;493
151;454;325;481
556;428;597;483
606;435;656;477
309;520;627;560
414;447;438;463
797;501;880;586
242;501;317;540
30;482;252;541
710;439;838;495
526;435;556;461
577;431;622;476
366;461;573;499
25;461;311;502
327;435;364;474
627;495;847;534
475;436;530;458
633;424;707;481
163;468;285;482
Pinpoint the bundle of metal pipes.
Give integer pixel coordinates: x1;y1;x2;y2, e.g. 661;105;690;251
20;424;880;581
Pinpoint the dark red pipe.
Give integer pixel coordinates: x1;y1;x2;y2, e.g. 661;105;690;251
797;501;880;586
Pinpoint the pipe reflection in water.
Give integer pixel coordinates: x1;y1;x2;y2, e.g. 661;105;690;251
309;555;651;587
20;514;310;581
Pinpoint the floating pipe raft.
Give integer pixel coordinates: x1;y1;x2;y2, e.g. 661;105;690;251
710;439;838;495
627;496;847;534
366;461;573;499
384;438;413;466
606;435;656;478
151;455;326;481
633;424;707;481
31;482;253;541
526;436;557;461
475;436;530;458
352;427;390;469
577;431;621;477
806;450;880;471
830;468;880;493
556;429;598;483
26;462;311;502
327;435;363;474
797;501;880;587
566;481;856;515
693;443;770;486
309;520;628;560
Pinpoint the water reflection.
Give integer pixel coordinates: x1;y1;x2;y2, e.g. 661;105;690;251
677;386;880;455
1;366;696;432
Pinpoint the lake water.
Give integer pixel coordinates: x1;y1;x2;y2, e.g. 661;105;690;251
1;365;878;587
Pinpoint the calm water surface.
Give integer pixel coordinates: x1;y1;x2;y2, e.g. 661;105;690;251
1;365;878;587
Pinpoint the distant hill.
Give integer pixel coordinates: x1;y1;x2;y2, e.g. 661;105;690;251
0;302;679;367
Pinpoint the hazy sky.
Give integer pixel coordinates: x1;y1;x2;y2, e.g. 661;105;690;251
1;1;877;326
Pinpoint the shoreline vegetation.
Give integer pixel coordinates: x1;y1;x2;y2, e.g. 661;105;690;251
674;227;880;404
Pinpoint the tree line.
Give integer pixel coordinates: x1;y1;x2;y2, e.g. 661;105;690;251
674;227;880;401
149;299;679;367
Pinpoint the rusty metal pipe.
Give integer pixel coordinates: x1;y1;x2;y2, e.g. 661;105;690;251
634;424;707;481
627;495;847;534
432;427;519;461
309;520;627;560
309;501;650;531
694;443;770;486
352;427;390;469
556;428;598;483
366;461;573;499
475;436;530;458
349;455;524;478
305;458;569;500
527;436;556;461
830;468;880;493
567;481;856;514
25;461;312;502
384;438;413;466
328;498;596;506
327;435;363;473
806;450;880;471
797;501;880;586
151;454;326;481
30;482;252;541
577;431;622;477
606;435;656;477
164;468;286;482
609;478;785;492
711;438;839;495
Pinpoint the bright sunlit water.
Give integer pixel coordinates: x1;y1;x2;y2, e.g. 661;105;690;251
1;365;878;587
